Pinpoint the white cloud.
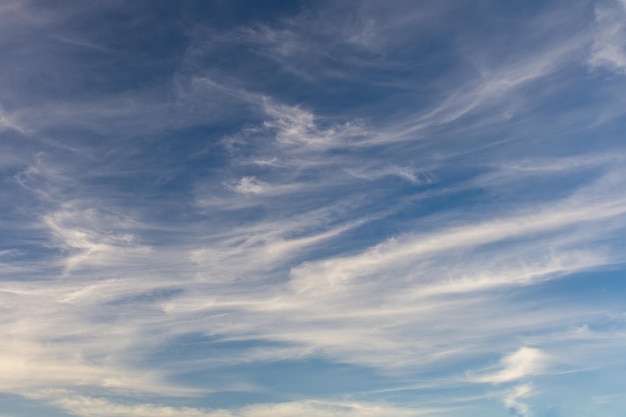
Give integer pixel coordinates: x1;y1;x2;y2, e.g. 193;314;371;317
469;348;548;384
412;249;607;297
0;106;25;133
502;383;535;417
261;99;365;150
48;396;445;417
43;204;152;275
589;0;626;73
3;105;626;414
228;176;267;194
188;217;362;280
345;164;436;184
2;2;626;415
289;191;626;293
367;21;590;145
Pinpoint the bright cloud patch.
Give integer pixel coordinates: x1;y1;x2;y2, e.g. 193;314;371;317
469;347;548;384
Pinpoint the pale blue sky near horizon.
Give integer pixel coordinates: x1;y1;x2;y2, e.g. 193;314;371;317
2;1;626;416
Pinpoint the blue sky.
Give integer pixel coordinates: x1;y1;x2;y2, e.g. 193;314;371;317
1;0;626;416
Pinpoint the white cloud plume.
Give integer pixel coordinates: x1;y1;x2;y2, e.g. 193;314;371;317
502;383;535;417
469;347;548;384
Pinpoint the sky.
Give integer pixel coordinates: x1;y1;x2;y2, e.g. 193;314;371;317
1;0;626;416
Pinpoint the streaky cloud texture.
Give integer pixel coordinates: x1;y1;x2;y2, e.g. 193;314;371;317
1;1;626;416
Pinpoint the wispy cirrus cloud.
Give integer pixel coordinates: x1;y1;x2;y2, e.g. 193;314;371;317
468;348;548;384
502;383;535;417
589;0;626;74
44;395;450;417
2;1;626;416
0;106;25;133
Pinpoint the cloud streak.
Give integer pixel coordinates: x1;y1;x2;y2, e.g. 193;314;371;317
44;395;449;417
